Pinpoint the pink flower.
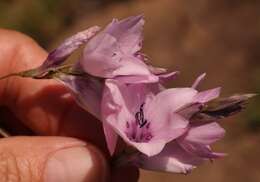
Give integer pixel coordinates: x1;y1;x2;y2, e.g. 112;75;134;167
0;14;254;175
24;15;172;118
135;122;225;174
101;74;221;156
79;15;164;83
106;73;254;173
28;15;174;119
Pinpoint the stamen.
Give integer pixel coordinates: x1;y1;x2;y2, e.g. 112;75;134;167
135;103;147;128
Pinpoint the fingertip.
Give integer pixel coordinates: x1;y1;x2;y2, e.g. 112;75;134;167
44;144;109;182
0;136;109;182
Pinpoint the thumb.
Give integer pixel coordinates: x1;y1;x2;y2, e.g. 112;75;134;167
0;136;108;182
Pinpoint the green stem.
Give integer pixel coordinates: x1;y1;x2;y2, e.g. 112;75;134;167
0;72;21;80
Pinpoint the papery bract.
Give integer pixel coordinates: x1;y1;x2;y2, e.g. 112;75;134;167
40;26;101;71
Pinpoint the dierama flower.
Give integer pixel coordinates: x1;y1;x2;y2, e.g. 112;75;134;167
135;121;225;174
0;14;255;175
79;15;161;83
0;15;172;118
101;73;220;155
103;74;253;173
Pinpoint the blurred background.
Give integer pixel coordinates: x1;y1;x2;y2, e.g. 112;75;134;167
0;0;260;181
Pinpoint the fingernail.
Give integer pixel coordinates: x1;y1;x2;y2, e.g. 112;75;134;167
44;146;107;182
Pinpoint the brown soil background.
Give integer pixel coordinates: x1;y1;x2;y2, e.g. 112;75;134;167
1;0;260;181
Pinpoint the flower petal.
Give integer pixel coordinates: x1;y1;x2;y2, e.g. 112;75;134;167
105;15;144;54
145;88;198;124
182;122;225;145
115;74;158;84
178;141;226;159
193;87;221;103
150;113;189;143
58;74;103;118
80;16;157;82
101;79;133;128
40;26;100;70
103;121;118;155
101;79;140;148
102;80;175;156
157;71;180;83
137;142;203;174
132;140;168;157
192;73;206;89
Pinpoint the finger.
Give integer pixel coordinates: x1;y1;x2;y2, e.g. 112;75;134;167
0;29;107;149
0;136;108;182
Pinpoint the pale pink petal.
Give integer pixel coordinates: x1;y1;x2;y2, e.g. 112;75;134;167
178;141;226;159
105;15;144;54
157;71;180;83
80;16;156;83
145;88;198;124
81;48;157;82
192;73;206;89
182;122;225;145
193;87;221;103
150;113;189;143
110;56;157;80
147;65;167;75
101;79;133;131
132;140;168;157
137;142;203;174
58;74;103;118
115;74;158;83
103;121;118;155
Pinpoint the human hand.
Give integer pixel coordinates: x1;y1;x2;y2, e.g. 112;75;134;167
0;29;139;182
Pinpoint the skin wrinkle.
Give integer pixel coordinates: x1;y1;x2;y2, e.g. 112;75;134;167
0;137;90;182
11;153;21;182
23;159;32;182
0;152;20;182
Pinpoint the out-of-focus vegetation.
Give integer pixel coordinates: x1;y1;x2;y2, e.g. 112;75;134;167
0;0;259;181
0;0;130;47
